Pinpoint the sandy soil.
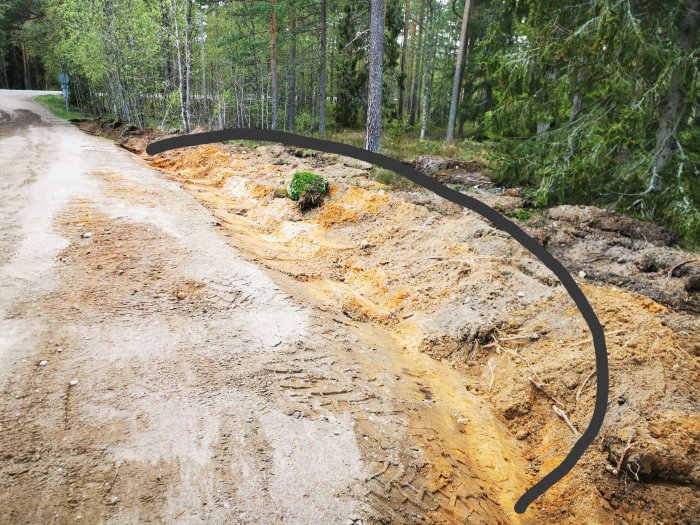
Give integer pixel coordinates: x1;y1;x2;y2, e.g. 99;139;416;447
1;94;535;524
131;133;697;524
1;91;697;525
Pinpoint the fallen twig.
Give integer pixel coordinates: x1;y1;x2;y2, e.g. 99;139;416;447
669;345;700;369
107;467;119;494
575;369;596;405
411;258;472;277
490;334;549;387
484;333;540;344
666;258;696;278
530;378;564;407
613;435;636;476
486;359;495;390
553;404;580;438
567;329;625;348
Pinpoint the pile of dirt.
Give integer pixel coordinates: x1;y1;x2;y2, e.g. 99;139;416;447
526;206;700;314
150;144;238;185
77;121;699;523
411;155;493;189
78;118;170;154
317;187;388;229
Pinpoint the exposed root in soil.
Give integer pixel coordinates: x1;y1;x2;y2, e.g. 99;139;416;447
75;121;700;524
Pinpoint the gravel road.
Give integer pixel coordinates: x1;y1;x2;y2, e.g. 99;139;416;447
0;90;532;525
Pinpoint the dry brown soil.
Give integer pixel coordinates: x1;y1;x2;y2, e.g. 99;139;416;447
0;94;697;525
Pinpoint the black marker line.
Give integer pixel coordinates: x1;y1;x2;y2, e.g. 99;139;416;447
146;128;608;514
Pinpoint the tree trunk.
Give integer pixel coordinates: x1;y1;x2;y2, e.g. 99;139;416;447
446;0;473;142
647;0;700;192
397;0;410;120
409;1;425;126
21;43;31;90
420;2;436;141
319;0;327;136
158;0;171;129
365;0;385;152
287;0;297;132
172;0;190;132
270;0;278;129
184;0;193;130
199;9;206;121
0;50;8;89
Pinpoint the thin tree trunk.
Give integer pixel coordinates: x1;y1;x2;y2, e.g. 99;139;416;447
0;50;7;89
159;0;171;129
199;8;206;122
409;1;425;126
365;0;385;152
184;0;193;131
270;0;278;129
21;43;31;90
420;1;436;141
319;0;328;136
172;0;190;132
564;65;584;165
647;0;700;192
398;0;410;120
287;0;297;131
446;0;473;142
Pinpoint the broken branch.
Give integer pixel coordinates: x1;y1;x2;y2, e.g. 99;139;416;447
575;369;596;405
530;377;564;407
553;404;580;438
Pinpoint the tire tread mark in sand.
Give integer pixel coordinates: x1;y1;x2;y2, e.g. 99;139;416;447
147;128;609;514
263;322;508;524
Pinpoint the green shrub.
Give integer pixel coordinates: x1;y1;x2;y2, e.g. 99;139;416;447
294;148;318;158
503;208;538;222
287;171;329;209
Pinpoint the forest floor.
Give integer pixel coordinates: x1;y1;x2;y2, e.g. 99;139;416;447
0;91;697;525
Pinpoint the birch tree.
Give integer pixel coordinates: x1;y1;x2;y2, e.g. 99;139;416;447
269;0;278;129
318;0;327;136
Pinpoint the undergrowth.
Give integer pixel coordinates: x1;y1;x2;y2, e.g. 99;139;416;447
287;171;329;210
34;94;90;121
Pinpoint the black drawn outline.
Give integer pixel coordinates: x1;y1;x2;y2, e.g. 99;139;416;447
146;128;608;514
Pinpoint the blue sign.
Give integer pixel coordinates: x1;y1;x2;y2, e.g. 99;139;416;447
58;72;70;112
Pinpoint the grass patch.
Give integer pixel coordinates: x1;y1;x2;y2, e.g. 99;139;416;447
294;148;318;158
34;94;90;121
370;167;416;190
325;129;490;165
233;139;274;149
500;207;539;222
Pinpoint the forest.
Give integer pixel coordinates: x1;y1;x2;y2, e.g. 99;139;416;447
1;0;699;245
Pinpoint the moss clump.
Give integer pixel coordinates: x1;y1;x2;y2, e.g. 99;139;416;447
294;148;318;158
503;208;538;222
287;171;329;209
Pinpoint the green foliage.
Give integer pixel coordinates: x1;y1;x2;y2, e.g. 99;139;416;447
335;1;368;129
34;94;89;121
480;0;700;246
370;167;416;189
287;171;329;209
502;207;538;222
294;148;318;158
4;0;697;246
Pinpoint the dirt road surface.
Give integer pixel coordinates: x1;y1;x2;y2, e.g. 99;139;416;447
0;92;537;524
